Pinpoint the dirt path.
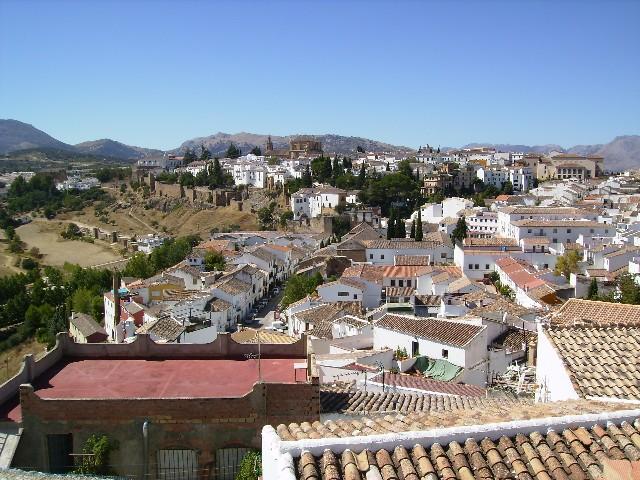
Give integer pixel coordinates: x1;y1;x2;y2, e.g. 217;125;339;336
16;220;124;268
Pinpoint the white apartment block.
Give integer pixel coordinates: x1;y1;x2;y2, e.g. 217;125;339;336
465;211;498;238
496;206;598;238
290;187;346;220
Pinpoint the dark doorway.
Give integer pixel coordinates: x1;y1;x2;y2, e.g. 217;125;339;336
47;433;73;473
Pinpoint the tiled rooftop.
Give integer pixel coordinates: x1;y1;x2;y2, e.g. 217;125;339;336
547;325;640;401
231;328;298;344
551;298;640;326
369;372;486;397
394;255;431;266
135;317;185;342
319;385;520;416
291;411;640;480
376;314;484;347
278;398;625;442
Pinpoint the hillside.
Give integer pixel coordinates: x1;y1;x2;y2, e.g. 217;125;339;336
175;132;414;156
75;139;163;159
594;135;640;171
0;119;74;154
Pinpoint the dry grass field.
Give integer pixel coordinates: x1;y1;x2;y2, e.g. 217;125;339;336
0;337;47;383
16;220;124;268
66;202;259;239
0;244;22;277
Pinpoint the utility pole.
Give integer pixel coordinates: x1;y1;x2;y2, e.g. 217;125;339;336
258;330;262;382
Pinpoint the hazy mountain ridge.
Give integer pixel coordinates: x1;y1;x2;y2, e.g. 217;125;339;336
0;120;74;154
175;132;413;156
1;119;638;171
74;139;163;160
461;136;640;171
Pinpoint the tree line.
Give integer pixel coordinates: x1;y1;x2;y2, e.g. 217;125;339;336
121;235;201;279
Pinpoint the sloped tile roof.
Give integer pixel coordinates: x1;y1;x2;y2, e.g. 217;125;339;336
69;312;106;338
136;317;185;342
551;298;640;326
376;314;484;347
394;255;431;266
546;325;640;400
280;398;625;441
292;413;640;480
369;372;486;397
319;384;520;416
231;328;298;344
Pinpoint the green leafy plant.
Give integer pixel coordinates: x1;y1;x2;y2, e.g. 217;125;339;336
235;450;261;480
75;434;119;475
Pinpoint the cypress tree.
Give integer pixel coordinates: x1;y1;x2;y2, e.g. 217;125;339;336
387;209;396;239
410;220;416;239
397;216;406;238
302;164;312;187
358;163;366;188
415;210;423;241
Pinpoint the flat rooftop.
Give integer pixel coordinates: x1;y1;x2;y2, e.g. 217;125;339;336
0;357;303;422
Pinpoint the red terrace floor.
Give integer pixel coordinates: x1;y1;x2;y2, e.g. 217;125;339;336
30;358;302;400
0;358;304;421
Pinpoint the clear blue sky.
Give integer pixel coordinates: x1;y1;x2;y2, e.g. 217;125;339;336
1;0;638;150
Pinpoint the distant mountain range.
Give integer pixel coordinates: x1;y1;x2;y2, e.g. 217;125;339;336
173;132;413;157
461;136;640;171
1;119;638;171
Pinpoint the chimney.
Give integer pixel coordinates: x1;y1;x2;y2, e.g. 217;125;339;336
113;271;121;326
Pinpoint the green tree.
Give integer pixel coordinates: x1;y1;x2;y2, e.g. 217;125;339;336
616;273;640;304
61;223;82;239
122;253;155;279
397;159;414;179
451;216;468;243
8;234;24;253
501;180;514;195
415;210;423;241
360;172;420;217
356;145;365;153
311;156;333;183
387;209;396;239
554;249;581;280
331;157;344;184
302;164;312;187
210;158;224;187
281;273;324;309
199;145;211;161
250;146;262;156
226;143;241;159
396;216;406;238
587;278;599;299
410;219;416;239
204;251;226;272
257;203;276;230
72;288;98;317
183;148;197;164
279;210;294;227
357;163;366;188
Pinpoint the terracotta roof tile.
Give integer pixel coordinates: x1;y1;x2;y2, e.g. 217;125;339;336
551;299;640;326
394;255;432;266
290;415;640;480
231;328;298;344
376;314;484;347
546;325;640;401
280;397;625;441
369;372;486;397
